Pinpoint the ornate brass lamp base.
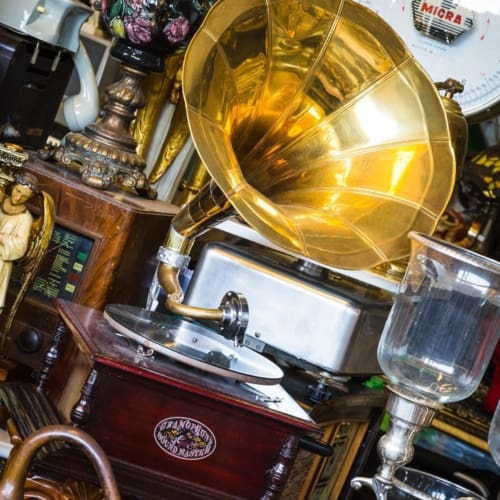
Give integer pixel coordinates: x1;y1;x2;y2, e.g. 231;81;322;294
57;64;157;199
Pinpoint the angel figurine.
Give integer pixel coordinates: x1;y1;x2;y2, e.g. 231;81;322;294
0;172;41;309
0;169;55;351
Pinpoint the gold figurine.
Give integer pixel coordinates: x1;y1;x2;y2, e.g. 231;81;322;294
131;53;209;205
148;86;190;185
132;54;185;163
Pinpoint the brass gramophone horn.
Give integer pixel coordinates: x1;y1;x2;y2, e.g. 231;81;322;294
156;0;457;341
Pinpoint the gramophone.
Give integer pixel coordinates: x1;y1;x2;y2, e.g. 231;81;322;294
104;0;459;388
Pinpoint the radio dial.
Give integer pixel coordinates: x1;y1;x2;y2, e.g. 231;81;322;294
16;329;43;354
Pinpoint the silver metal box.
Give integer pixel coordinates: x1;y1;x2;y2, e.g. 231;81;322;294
184;243;393;374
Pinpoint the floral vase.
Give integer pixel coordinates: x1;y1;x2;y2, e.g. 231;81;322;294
100;0;214;72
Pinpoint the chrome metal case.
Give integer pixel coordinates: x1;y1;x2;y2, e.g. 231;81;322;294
185;243;393;375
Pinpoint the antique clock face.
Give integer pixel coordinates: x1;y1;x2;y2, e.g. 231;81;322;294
354;0;500;121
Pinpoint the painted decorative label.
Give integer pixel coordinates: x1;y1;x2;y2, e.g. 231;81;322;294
154;416;216;460
412;0;474;43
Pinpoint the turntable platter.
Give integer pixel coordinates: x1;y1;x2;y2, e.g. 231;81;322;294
103;304;283;385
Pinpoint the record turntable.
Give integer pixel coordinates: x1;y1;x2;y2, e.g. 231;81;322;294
103;303;284;385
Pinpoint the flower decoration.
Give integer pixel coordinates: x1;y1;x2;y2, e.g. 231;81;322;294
125;11;152;44
101;0;214;55
163;16;190;44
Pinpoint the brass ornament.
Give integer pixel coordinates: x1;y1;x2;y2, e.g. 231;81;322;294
59;64;156;198
133;53;185;163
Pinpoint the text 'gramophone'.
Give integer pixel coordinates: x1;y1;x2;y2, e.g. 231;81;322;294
102;0;496;496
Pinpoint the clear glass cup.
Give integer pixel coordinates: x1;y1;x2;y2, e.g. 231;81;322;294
390;467;486;499
378;231;500;404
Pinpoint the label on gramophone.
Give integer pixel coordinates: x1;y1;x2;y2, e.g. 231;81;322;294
154;417;217;460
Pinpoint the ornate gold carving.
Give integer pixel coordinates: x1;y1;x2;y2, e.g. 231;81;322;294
133;54;185;161
59;65;156;198
148;92;191;185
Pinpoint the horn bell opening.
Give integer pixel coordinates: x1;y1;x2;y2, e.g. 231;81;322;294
182;0;456;269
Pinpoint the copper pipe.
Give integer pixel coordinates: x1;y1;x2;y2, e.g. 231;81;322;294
0;425;121;500
157;263;185;303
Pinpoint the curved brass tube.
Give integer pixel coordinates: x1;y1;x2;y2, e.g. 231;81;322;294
157;178;234;321
157;180;234;318
166;299;224;322
155;181;249;343
157;262;223;321
0;425;121;500
157;262;185;303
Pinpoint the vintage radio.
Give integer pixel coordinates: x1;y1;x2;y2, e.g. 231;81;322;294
1;157;176;369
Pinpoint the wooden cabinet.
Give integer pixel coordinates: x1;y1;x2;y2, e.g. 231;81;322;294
1;157;176;369
33;301;320;499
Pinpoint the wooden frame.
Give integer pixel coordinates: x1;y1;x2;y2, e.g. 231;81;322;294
281;390;387;499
